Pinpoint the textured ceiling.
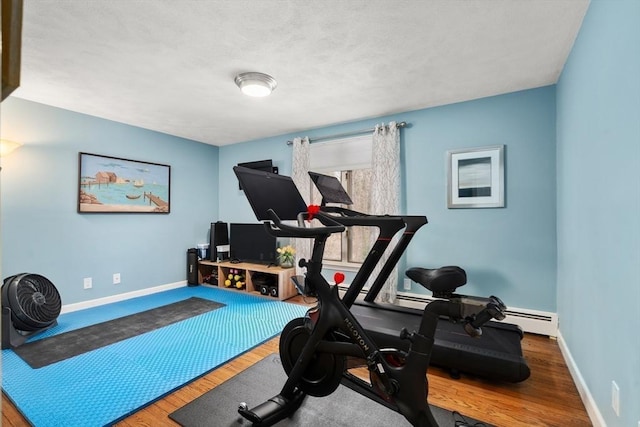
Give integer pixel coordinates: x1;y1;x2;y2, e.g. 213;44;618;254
12;0;589;146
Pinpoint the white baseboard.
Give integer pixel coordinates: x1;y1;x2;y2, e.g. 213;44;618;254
395;291;558;337
60;281;187;314
502;307;558;337
557;330;606;427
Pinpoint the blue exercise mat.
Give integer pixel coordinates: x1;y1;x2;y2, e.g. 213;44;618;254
14;297;226;369
2;286;308;427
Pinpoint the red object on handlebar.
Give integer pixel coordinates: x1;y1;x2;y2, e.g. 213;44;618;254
334;272;345;285
307;205;320;221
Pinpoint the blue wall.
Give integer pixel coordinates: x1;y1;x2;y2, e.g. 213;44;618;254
1;98;219;304
1;90;557;313
219;86;558;312
556;1;640;425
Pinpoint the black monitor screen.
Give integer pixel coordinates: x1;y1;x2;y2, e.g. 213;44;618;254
309;171;353;205
229;223;276;264
234;166;307;221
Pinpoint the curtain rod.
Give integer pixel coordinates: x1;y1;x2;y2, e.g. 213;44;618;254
286;121;407;145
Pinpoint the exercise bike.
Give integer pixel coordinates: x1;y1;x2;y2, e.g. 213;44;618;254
233;166;506;427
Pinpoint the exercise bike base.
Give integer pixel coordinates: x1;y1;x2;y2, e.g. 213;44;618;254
238;389;306;426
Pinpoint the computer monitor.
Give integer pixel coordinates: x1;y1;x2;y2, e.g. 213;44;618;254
308;171;353;206
229;223;276;265
233;166;308;221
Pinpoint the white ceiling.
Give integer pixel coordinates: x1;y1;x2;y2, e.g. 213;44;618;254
12;0;589;146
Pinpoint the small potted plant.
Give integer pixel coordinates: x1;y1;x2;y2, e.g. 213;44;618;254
276;245;296;268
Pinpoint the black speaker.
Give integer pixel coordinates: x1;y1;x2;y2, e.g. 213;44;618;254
187;248;198;286
268;286;278;298
209;221;229;261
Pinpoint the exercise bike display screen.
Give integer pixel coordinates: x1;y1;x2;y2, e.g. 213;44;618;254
233;166;308;221
309;171;353;205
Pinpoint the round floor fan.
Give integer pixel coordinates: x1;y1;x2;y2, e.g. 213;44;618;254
1;273;62;349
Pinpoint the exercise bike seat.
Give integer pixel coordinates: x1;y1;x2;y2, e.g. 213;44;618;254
405;266;467;298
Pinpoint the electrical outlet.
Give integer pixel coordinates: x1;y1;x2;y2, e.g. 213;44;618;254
83;277;92;289
611;380;620;416
403;278;412;290
113;273;121;284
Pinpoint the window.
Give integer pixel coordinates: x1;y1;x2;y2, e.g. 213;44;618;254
309;135;377;267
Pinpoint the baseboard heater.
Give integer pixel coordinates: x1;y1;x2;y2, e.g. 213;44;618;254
337;285;558;337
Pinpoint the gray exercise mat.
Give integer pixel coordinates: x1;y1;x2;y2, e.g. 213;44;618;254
170;354;491;427
14;296;225;368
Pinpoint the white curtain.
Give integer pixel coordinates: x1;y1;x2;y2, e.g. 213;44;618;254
369;121;401;303
291;137;312;275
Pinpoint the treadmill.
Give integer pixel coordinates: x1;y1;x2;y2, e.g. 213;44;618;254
309;171;530;383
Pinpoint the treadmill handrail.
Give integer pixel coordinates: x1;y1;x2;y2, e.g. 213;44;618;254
362;215;428;302
317;205;408;307
319;205;428;307
320;205;407;227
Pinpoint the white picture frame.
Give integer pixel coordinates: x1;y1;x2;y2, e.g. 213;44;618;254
447;145;505;209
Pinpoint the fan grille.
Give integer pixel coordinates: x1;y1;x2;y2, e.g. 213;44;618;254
4;274;62;330
16;274;62;324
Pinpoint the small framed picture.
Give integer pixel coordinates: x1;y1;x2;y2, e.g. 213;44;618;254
447;145;504;209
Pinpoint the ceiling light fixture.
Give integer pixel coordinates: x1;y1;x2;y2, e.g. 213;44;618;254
234;72;277;97
0;139;22;157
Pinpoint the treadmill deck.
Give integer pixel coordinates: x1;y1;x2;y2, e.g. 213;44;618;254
350;301;530;382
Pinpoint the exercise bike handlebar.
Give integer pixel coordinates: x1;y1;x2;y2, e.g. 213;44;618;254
264;208;346;239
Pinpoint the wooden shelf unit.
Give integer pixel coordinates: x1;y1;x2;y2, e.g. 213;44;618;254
197;260;297;301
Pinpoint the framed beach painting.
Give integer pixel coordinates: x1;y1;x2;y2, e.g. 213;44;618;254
78;152;170;213
447;145;504;209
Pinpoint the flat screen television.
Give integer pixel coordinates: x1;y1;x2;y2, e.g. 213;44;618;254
229;223;277;265
237;159;278;189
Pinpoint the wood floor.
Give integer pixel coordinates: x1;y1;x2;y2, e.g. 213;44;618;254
2;296;591;427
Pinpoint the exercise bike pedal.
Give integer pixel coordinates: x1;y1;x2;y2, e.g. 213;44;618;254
238;390;306;426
